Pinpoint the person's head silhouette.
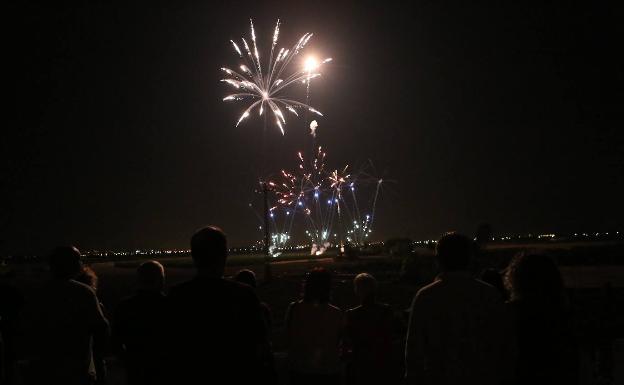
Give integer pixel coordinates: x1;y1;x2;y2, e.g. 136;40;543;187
505;253;565;306
137;260;165;292
353;273;377;305
48;246;82;280
303;267;332;304
235;269;257;288
435;232;474;272
191;226;228;277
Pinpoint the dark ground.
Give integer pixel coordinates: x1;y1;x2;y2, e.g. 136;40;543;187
2;241;624;384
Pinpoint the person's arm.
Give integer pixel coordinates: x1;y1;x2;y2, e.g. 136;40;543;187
246;291;276;384
405;292;426;385
87;291;110;384
110;301;128;361
342;310;353;361
284;301;296;350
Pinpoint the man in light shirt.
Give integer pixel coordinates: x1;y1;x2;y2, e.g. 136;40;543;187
405;233;514;385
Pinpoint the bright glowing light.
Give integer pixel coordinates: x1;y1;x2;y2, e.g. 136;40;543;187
304;56;319;72
310;120;318;138
221;19;331;134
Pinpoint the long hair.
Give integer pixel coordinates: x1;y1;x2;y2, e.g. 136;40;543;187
75;265;98;291
505;253;566;307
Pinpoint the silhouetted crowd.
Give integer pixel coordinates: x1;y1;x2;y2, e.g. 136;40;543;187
0;227;580;385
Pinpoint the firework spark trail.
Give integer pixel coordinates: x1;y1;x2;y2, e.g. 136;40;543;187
221;19;331;134
264;145;386;252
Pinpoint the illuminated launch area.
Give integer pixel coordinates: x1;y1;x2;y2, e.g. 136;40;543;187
221;20;382;256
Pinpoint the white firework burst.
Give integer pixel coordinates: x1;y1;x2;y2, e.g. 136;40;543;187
221;19;331;134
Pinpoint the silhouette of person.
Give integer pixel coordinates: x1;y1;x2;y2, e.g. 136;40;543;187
27;246;109;385
167;226;272;384
286;267;343;385
505;253;579;385
113;260;168;385
234;269;273;333
74;265;107;381
405;233;514;385
344;273;396;385
234;268;277;383
0;281;24;384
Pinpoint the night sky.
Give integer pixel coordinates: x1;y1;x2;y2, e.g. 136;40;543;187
4;1;623;254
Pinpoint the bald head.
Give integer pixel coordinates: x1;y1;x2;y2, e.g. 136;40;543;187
137;260;165;292
354;273;378;303
48;246;82;280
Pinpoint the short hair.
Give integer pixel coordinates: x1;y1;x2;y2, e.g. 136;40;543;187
48;246;82;280
191;226;227;272
235;269;257;288
303;267;332;304
137;260;165;291
505;253;565;305
354;273;377;301
435;232;474;272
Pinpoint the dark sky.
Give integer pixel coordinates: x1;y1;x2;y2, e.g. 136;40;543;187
4;1;623;254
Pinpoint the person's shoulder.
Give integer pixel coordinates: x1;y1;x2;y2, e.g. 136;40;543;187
347;305;363;314
286;300;302;315
221;278;260;304
415;279;443;298
168;279;195;297
117;292;153;308
67;279;98;296
287;300;301;310
223;278;256;295
223;277;252;290
473;278;504;300
289;300;302;307
327;303;343;316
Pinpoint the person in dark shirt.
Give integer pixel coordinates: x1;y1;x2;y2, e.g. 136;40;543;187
344;273;395;385
234;269;273;332
480;268;508;301
27;246;109;385
113;260;167;385
234;268;277;383
167;226;272;385
505;253;579;385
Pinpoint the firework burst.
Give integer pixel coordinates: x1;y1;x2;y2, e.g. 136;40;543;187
221;19;332;134
261;147;387;254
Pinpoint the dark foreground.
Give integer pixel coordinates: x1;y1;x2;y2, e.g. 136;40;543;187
2;241;624;384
